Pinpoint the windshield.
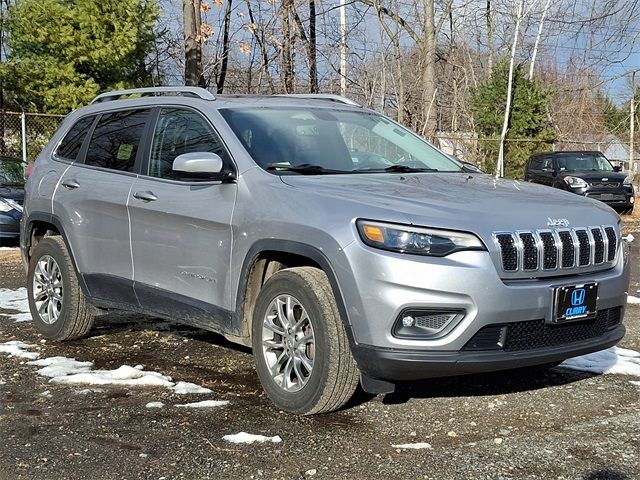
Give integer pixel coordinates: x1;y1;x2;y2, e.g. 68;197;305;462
0;158;25;186
220;107;463;174
555;153;614;172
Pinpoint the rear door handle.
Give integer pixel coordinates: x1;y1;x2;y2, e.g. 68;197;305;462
133;191;158;202
61;179;80;190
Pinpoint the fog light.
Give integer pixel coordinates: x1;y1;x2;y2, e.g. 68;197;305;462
631;197;635;204
393;309;465;339
402;315;415;327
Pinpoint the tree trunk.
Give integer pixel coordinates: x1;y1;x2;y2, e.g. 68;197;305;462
486;0;494;76
280;0;295;93
183;0;205;87
497;0;525;178
421;0;437;139
308;0;318;92
216;0;233;93
529;0;552;80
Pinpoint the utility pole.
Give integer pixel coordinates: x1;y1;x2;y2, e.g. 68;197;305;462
631;71;636;177
339;0;347;96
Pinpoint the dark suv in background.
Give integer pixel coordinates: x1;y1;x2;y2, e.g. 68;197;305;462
525;151;634;213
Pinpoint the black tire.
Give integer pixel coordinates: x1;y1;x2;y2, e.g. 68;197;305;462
251;267;360;415
27;236;95;341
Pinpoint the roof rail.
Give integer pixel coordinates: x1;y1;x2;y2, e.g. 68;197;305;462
91;86;215;104
276;94;361;107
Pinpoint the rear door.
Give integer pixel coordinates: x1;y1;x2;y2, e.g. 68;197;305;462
128;107;237;326
53;108;151;307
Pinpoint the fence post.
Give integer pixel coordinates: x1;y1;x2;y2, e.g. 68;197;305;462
21;112;28;163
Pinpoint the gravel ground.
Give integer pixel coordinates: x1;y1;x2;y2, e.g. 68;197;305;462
0;232;639;480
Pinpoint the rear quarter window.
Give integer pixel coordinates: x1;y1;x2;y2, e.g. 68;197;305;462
55;115;96;161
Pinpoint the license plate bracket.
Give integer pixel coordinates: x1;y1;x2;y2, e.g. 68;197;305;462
552;283;598;323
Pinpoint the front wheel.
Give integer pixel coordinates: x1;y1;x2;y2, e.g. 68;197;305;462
251;267;359;414
27;236;95;341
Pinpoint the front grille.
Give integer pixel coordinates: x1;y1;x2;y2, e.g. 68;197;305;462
575;229;590;266
462;307;622;352
496;234;518;271
591;228;604;264
605;227;617;261
558;231;575;268
519;233;538;270
591;181;619;188
494;225;618;274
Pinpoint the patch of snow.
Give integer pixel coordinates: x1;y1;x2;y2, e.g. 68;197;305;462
560;346;640;376
0;340;39;359
28;356;93;377
40;390;52;399
627;295;640;305
222;432;282;444
630;380;640;387
50;365;175;388
623;234;635;243
0;287;29;312
0;247;18;251
145;401;165;409
392;442;433;450
0;378;6;385
171;381;212;394
176;400;229;408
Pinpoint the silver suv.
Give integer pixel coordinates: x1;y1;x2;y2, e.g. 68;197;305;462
21;87;630;414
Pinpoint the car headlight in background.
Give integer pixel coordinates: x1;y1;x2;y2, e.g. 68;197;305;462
0;197;22;213
563;176;588;188
623;176;632;185
356;220;485;256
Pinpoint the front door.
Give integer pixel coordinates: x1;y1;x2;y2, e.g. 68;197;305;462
128;107;237;328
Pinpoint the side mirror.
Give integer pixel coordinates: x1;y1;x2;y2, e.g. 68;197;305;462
172;152;235;181
613;165;622;172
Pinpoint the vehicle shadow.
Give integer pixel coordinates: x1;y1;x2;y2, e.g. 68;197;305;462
582;468;631;480
377;365;596;406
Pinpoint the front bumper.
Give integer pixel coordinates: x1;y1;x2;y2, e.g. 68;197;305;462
335;238;629;380
353;324;624;380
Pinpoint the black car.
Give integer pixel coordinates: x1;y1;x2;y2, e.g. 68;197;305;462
524;151;634;213
0;156;26;245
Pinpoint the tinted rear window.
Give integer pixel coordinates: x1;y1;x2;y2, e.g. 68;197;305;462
85;109;150;172
56;116;95;161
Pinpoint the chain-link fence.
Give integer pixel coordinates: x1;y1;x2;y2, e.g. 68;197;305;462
0;111;65;162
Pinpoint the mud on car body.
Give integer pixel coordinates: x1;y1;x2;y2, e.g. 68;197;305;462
21;87;630;414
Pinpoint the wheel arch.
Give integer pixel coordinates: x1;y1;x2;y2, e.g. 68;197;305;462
235;240;355;346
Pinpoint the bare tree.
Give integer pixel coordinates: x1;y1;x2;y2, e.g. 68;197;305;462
184;0;206;86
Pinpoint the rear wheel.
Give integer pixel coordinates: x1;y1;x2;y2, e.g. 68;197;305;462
252;267;359;414
27;236;95;341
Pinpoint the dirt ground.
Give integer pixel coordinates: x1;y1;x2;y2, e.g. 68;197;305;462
1;228;639;480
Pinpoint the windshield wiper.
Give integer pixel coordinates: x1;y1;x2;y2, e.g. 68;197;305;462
382;165;438;173
266;163;345;175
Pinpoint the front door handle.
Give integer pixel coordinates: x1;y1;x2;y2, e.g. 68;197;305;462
61;179;80;190
133;191;158;202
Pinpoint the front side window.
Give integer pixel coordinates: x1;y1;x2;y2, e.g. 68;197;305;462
149;108;229;180
220;107;462;174
56;115;95;161
85;109;150;172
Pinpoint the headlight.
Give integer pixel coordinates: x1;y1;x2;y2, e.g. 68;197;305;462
564;176;588;188
356;220;485;256
0;199;13;213
623;176;632;185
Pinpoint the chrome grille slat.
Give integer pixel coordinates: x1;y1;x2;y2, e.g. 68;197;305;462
494;225;617;274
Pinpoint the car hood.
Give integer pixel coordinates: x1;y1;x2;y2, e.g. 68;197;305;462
280;173;619;234
0;185;25;205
